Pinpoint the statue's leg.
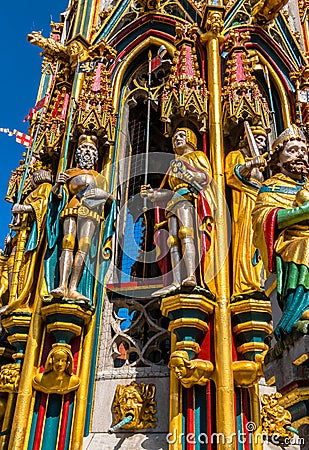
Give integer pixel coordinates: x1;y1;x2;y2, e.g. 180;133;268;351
152;215;181;297
178;202;197;287
67;218;96;301
51;217;76;297
168;215;182;286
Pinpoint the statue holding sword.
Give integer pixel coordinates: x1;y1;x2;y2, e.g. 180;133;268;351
225;121;269;299
141;127;214;297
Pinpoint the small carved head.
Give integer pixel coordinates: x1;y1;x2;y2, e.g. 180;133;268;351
44;344;73;376
172;128;197;155
168;350;191;380
75;135;99;169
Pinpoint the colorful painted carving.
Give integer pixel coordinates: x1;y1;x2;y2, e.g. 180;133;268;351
252;124;309;338
33;344;79;394
168;350;214;388
2;0;309;448
112;381;157;429
7;169;52;311
48;135;113;303
225;124;268;299
141;127;213;297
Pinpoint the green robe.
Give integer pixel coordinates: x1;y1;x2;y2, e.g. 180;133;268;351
252;173;309;338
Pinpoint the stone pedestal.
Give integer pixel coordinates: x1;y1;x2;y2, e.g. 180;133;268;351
161;291;215;358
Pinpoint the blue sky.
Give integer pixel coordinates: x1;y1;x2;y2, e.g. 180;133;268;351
0;1;68;248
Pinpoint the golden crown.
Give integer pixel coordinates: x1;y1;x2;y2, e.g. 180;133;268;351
78;134;98;147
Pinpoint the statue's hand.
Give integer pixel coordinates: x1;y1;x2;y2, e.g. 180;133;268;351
12;203;32;214
83;188;110;200
55;172;70;185
141;184;156;201
52;172;70;196
246;153;268;171
301;200;309;218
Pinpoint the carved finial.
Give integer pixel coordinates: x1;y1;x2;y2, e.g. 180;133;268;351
161;23;208;135
222;30;271;131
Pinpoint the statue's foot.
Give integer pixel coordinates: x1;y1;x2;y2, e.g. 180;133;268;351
152;283;180;297
67;290;90;303
301;309;309;320
182;274;197;287
50;286;67;298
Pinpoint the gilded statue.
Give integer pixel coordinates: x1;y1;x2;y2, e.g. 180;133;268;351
27;31;116;68
252;124;309;338
112;381;157;429
168;350;214;388
225;124;268;299
141;128;214;297
48;135;114;303
33;344;79;394
27;31;68;60
7;169;53;310
252;0;289;24
12;169;53;245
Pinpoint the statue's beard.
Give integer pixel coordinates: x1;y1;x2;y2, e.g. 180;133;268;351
78;154;96;169
282;159;309;175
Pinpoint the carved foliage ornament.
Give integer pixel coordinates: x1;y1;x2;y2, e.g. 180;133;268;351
0;363;20;393
137;0;161;11
261;392;294;438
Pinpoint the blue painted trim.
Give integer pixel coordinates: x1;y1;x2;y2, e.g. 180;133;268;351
95;0;131;41
82;0;93;38
259;183;305;195
225;0;245;25
276;14;306;68
41;394;62;450
236;388;244;450
84;284;103;435
64;393;75;450
27;392;41;450
75;0;85;36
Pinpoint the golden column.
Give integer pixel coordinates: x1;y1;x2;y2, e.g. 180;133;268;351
201;4;236;449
